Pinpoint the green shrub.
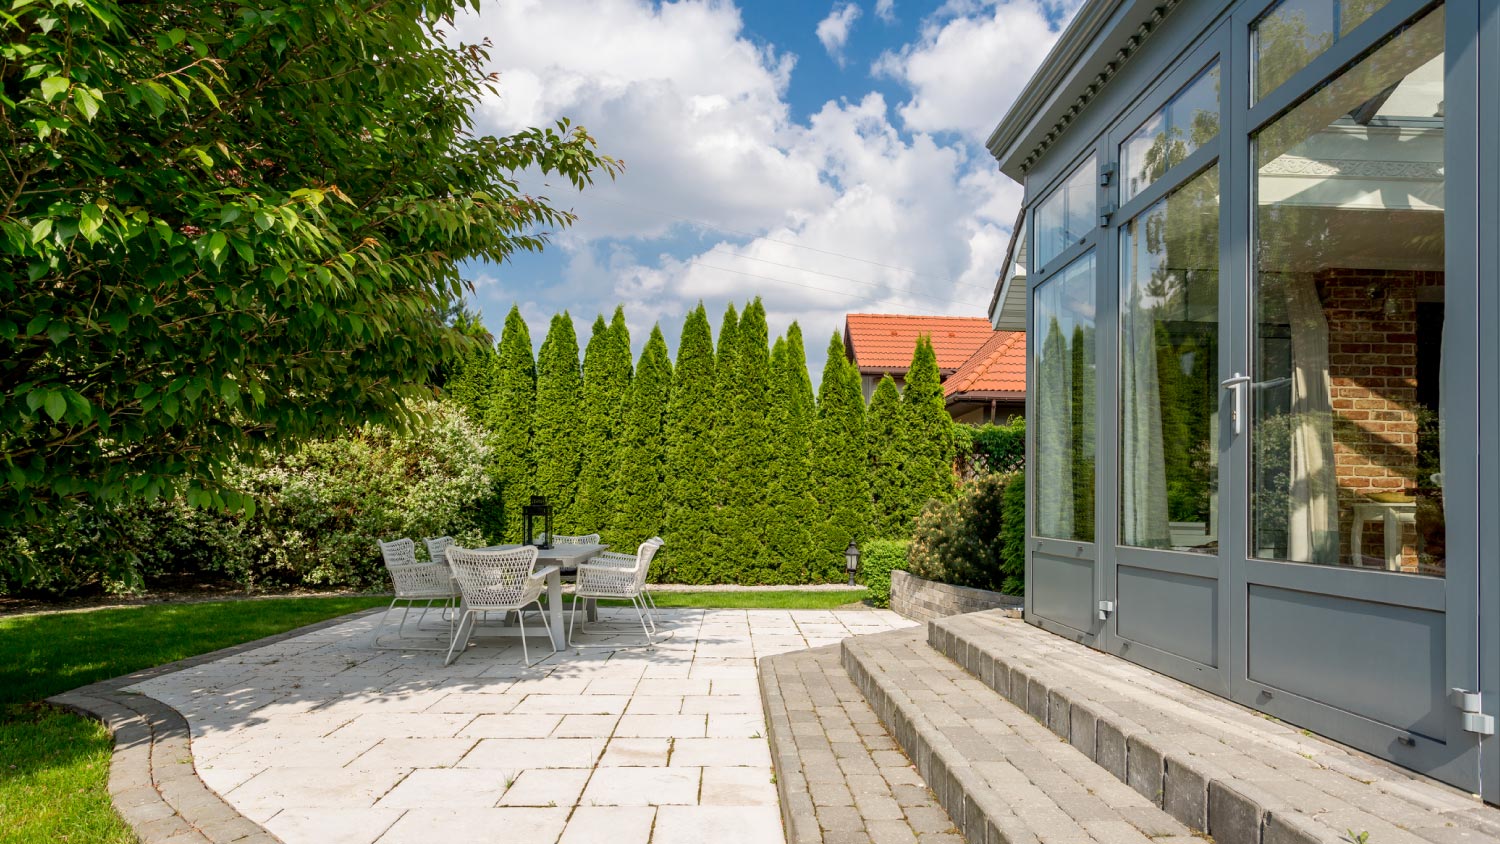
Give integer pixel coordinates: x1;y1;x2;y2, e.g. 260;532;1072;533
907;471;1022;595
859;539;909;608
970;417;1026;474
1000;469;1026;595
0;401;495;596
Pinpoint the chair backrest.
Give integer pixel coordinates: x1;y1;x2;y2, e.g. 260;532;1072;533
379;538;418;569
446;545;539;608
424;536;454;565
633;537;664;589
553;533;601;545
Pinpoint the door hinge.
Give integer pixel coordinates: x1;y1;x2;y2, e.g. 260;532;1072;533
1097;600;1115;621
1450;688;1495;736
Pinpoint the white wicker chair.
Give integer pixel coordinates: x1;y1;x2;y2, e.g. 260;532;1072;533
370;538;455;650
444;545;556;666
552;533;601;545
569;537;665;647
424;536;455;564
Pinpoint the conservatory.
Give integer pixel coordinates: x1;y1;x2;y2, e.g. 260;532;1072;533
987;0;1500;799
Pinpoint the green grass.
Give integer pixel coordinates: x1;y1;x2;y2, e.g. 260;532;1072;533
0;588;871;843
0;596;388;844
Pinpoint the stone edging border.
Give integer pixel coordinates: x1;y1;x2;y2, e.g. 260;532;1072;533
45;607;384;844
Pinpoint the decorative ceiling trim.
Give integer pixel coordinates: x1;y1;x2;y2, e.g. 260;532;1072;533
1019;0;1182;175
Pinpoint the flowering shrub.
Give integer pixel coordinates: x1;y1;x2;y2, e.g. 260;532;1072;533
907;470;1024;596
0;401;496;595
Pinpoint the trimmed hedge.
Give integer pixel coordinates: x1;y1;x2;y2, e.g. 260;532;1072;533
860;539;909;608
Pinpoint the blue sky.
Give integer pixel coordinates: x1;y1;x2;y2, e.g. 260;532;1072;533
452;0;1082;374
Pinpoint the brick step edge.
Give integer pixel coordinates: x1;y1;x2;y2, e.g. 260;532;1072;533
927;612;1500;844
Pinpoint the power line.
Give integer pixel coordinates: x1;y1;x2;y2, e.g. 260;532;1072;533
704;246;988;311
570;192;1001;292
681;259;978;317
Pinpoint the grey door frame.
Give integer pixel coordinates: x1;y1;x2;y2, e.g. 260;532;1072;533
1477;0;1500;807
1097;27;1232;696
1220;0;1484;792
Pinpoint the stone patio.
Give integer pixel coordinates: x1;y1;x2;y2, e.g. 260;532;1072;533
115;605;917;844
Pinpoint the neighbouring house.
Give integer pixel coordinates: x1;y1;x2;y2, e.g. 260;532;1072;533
942;329;1026;425
842;314;996;402
843;313;1026;424
988;0;1499;801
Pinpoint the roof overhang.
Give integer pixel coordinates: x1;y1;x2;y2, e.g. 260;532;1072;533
946;390;1027;406
987;0;1183;181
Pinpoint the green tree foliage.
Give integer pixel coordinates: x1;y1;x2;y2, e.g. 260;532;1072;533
661;305;716;583
0;0;620;529
532;314;583;530
572;309;632;532
859;539;909;608
483;307;537;542
709;299;774;582
811;333;870;582
609;326;672;549
866;375;909;539
908;471;1021;595
765;324;820;583
716;302;740;368
901;336;956;522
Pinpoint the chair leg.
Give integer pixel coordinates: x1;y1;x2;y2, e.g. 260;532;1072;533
518;607;530;667
533;598;558;662
631;595;655;648
368;598;399;649
444;610;475;666
568;593;582;647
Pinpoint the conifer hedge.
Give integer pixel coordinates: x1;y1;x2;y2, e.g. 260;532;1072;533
455;305;982;585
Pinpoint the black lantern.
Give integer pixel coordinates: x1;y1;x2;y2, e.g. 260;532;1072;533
522;496;553;549
844;540;860;587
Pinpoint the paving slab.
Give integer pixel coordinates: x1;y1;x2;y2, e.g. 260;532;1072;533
59;603;913;844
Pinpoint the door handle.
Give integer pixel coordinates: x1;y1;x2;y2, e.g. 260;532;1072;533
1221;373;1251;435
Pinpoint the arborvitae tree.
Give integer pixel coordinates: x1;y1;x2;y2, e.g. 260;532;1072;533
866;374;911;538
716;301;740;369
811;332;871;582
662;304;717;583
483;307;538;541
572;308;633;533
445;342;497;422
902;335;956;523
766;323;821;583
610;325;673;549
710;299;774;582
532;313;584;531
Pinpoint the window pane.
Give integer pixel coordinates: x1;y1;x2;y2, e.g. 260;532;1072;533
1034;254;1097;541
1254;0;1392;102
1252;6;1445;576
1034;156;1097;268
1120;63;1221;203
1120;164;1220;552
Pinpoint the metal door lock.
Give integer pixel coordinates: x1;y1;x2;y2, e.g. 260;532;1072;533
1097;600;1115;621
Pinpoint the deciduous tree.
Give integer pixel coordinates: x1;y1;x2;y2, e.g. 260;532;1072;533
0;0;619;529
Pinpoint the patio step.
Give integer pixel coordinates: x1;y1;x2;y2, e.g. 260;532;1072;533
759;644;962;844
841;627;1196;844
930;610;1500;844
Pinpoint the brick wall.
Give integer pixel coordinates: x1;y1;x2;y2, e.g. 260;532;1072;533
1321;268;1433;571
889;570;1021;623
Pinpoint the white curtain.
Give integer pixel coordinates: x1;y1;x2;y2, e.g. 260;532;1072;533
1284;274;1340;564
1120;229;1170;548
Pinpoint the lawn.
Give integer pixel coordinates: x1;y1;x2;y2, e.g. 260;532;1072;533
0;596;388;844
0;589;873;843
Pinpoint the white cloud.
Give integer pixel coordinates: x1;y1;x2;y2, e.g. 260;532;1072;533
448;0;1066;372
816;3;863;68
875;0;896;22
874;0;1071;143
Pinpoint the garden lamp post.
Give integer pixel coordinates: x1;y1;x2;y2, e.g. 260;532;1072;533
845;540;860;587
522;496;553;549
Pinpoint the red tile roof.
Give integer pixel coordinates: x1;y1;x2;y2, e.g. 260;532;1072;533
843;314;996;373
943;330;1026;400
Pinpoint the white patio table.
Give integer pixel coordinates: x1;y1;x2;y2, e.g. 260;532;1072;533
476;542;610;648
